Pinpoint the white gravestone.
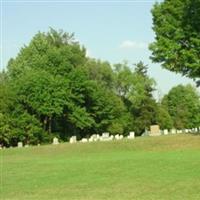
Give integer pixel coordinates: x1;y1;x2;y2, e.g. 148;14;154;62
70;136;77;144
109;135;114;140
163;129;168;135
102;132;109;138
115;134;120;140
100;132;110;141
128;131;135;139
88;137;94;142
53;137;59;145
171;129;176;134
119;135;123;139
17;142;23;148
81;138;88;143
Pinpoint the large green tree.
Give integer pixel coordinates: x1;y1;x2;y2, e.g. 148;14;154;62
114;61;158;135
162;84;200;129
2;29;132;145
150;0;200;85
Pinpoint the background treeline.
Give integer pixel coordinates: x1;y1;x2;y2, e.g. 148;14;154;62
1;29;200;147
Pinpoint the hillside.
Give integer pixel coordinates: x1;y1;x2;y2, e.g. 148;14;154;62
1;134;200;200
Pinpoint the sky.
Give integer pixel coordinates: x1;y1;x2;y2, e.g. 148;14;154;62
1;0;196;96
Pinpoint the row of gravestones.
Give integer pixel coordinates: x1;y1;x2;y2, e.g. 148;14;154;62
52;132;136;145
0;132;135;149
1;126;199;149
148;125;200;137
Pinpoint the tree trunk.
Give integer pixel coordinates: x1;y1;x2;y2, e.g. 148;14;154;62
48;116;52;134
43;116;48;131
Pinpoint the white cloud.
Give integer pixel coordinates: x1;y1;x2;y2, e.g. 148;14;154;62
120;40;148;50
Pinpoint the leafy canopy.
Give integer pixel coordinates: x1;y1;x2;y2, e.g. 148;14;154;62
150;0;200;85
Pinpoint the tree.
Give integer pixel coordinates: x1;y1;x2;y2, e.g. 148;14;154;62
162;84;200;129
156;104;173;130
7;28;86;78
150;0;200;85
12;69;70;134
4;29;131;141
114;61;158;135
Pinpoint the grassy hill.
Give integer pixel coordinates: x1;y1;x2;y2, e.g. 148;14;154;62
1;134;200;200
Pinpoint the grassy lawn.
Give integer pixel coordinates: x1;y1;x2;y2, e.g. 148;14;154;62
1;134;200;200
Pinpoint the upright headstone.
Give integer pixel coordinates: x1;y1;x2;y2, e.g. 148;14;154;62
101;132;110;141
53;137;59;145
88;137;94;142
163;129;168;135
96;134;100;141
17;142;23;148
109;135;114;140
70;136;77;144
183;129;187;133
194;128;198;133
102;132;109;138
92;134;98;141
150;125;161;136
115;134;120;140
119;135;123;140
128;131;135;139
81;138;88;143
171;129;176;134
177;130;183;134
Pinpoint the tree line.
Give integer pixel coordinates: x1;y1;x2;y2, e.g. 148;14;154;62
0;28;199;147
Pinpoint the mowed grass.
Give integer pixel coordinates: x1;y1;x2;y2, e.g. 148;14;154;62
1;134;200;200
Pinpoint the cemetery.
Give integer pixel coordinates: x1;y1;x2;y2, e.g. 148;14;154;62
1;0;200;199
1;133;200;200
3;125;198;148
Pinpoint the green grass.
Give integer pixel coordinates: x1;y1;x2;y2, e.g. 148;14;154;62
1;134;200;200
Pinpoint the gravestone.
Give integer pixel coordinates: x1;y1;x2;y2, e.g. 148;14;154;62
177;130;182;134
150;125;161;136
109;135;114;140
127;131;135;139
53;137;59;145
88;137;94;142
171;129;176;134
184;129;189;133
17;142;23;148
115;134;120;140
102;132;109;138
70;136;77;144
24;144;29;148
163;129;168;135
81;138;88;143
96;134;100;141
92;134;98;141
119;135;123;139
101;132;110;141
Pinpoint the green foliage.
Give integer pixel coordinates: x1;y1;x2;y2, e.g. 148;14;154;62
156;104;173;129
7;28;86;78
2;28;199;146
162;84;200;129
150;0;200;84
114;61;158;135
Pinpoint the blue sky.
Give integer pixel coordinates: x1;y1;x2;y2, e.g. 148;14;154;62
1;0;195;96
